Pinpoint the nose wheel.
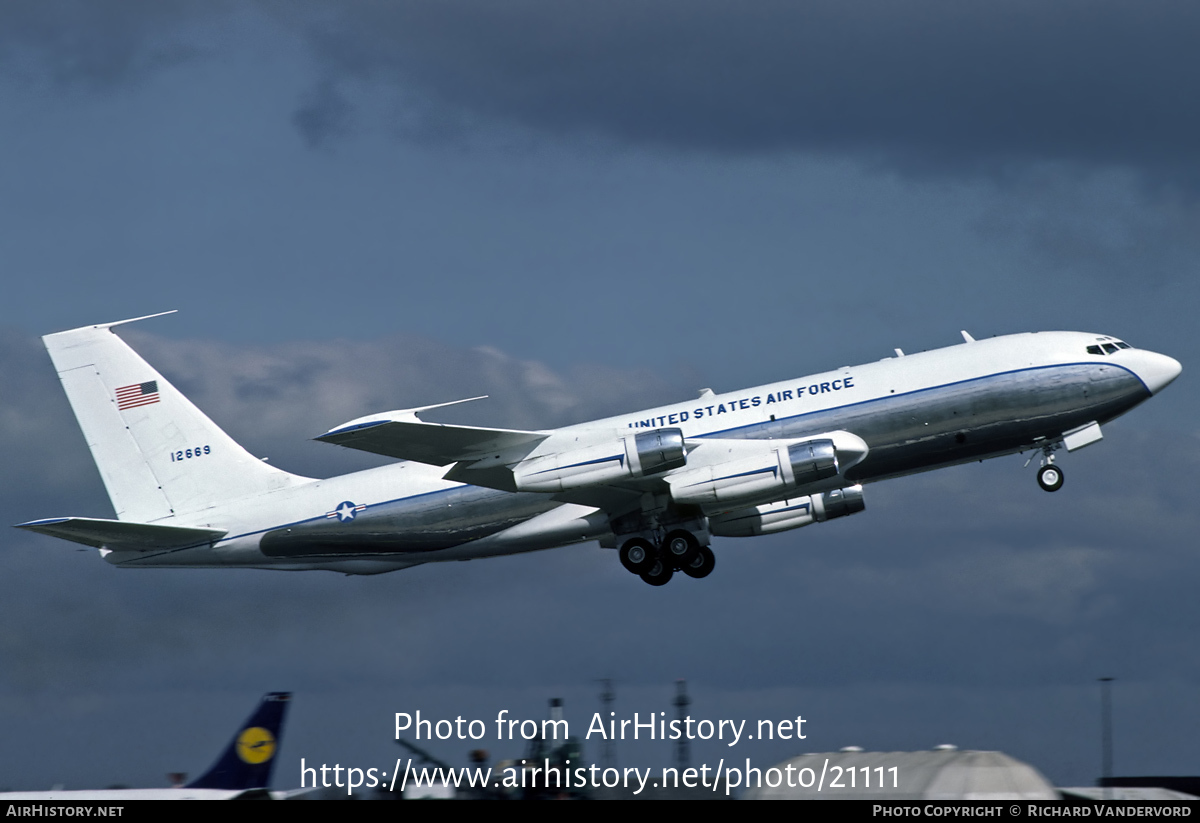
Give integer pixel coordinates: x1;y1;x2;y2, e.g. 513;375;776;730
1037;464;1064;492
1027;441;1065;492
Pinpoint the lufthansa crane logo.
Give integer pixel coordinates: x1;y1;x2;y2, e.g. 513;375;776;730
236;726;276;764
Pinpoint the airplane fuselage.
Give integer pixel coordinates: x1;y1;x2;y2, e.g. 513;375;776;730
80;330;1177;576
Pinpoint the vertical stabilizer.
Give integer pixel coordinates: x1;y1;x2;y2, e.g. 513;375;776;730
43;315;311;522
186;692;291;791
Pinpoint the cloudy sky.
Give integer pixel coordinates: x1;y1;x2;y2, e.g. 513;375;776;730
1;1;1198;792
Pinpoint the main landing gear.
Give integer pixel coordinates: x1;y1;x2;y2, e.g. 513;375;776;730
618;532;715;586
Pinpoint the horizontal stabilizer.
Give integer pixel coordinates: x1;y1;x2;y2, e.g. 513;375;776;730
15;517;226;551
317;411;547;465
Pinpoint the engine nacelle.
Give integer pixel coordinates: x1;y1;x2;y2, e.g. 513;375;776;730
709;485;865;536
513;428;686;492
666;434;864;508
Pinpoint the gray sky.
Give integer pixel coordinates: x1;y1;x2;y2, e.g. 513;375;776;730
1;1;1197;791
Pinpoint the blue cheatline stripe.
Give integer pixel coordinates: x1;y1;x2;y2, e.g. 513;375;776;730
696;465;778;486
212;485;464;547
721;501;811;523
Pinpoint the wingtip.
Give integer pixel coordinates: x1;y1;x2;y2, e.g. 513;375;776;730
316;419;392;441
14;517;73;529
317;396;492;442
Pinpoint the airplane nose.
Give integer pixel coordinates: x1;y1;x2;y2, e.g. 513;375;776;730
1135;351;1183;394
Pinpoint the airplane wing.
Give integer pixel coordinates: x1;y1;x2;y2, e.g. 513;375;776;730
315;397;549;465
319;401;658;510
15;517;227;551
316;418;547;465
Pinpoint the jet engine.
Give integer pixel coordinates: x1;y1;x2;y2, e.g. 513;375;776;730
665;432;866;508
709;485;865;536
513;428;686;493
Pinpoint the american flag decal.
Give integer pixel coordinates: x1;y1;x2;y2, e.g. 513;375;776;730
115;381;160;410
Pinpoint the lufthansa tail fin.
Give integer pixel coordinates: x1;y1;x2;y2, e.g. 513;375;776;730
186;692;291;791
42;314;311;522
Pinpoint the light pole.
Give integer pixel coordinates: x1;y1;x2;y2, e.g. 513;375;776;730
1099;677;1114;799
597;679;616;770
674;679;691;772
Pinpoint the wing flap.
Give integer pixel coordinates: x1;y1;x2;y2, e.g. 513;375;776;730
550;484;647;514
15;517;227;551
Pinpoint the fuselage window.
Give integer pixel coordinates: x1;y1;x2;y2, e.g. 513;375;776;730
1102;343;1119;354
1115;342;1131;349
1087;345;1103;355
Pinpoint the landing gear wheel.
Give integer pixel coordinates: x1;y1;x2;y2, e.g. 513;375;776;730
619;538;656;575
681;546;716;579
640;559;674;587
661;529;700;568
1037;464;1064;492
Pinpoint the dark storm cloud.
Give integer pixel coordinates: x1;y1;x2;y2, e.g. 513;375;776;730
8;2;1200;178
0;1;226;87
291;77;353;150
276;0;1200;176
974;167;1200;283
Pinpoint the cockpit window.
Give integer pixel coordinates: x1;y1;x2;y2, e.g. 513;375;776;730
1088;341;1132;355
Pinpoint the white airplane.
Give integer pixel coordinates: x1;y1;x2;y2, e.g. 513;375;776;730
0;692;290;800
17;314;1181;585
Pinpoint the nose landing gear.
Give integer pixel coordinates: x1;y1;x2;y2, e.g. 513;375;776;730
1027;442;1065;492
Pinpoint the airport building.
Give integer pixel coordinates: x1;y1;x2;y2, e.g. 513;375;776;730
742;747;1059;800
